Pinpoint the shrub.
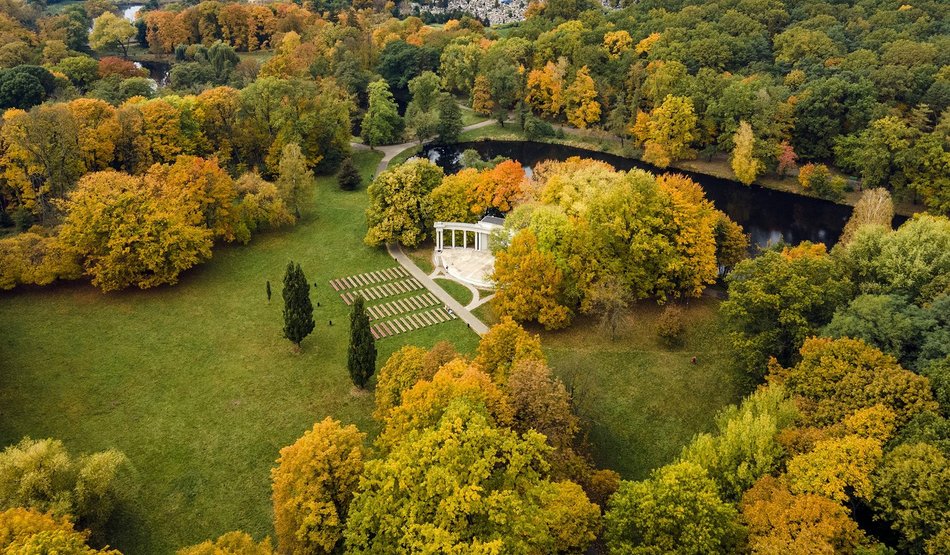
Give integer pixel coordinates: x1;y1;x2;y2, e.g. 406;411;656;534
798;163;843;199
656;305;686;346
524;114;555;141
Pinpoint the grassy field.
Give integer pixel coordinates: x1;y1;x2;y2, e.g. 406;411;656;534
434;278;472;306
0;150;479;554
473;298;750;479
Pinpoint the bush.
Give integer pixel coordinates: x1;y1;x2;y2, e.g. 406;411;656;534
656;305;686;346
798;163;843;200
524;114;555;141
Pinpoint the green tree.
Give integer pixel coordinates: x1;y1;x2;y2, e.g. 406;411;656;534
435;93;463;144
871;442;950;553
272;418;365;555
276;143;314;220
721;243;852;376
347;296;376;389
0;438;134;537
337;156;362;191
344;400;600;554
364;158;443;248
605;461;744;555
89;12;135;58
281;262;314;351
361;79;403;148
681;385;798;501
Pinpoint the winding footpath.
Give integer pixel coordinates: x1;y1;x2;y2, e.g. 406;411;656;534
354;119;500;336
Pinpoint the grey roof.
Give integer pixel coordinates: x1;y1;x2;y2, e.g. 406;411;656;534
479;216;506;226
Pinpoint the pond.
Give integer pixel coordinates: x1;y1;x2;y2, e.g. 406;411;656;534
422;141;898;249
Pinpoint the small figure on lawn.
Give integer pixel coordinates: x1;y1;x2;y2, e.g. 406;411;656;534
266;280;271;302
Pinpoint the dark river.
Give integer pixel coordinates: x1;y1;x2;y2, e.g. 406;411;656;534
422;141;894;249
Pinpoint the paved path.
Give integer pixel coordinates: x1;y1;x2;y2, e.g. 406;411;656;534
352;118;501;176
387;243;489;335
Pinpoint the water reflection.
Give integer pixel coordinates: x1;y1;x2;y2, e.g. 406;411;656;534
421;141;901;250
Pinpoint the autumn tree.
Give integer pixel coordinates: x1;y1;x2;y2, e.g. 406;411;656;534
785;434;882;503
525;61;564;118
0;508;120;554
344;400;600;554
377;360;514;448
721;243;852;375
731;120;763;185
276;143;315;220
492;229;572;330
373;345;432;422
348;296;376;389
364;158;444;248
89;12;134;58
468;159;526;214
633;95;698;168
839;188;893;245
281;261;314;351
148;155;238;242
470;74;494;116
178;532;273;555
361;79;402;148
473;318;546;382
586;275;629;340
770;336;937;427
0;438;134;536
605;462;744;554
59;171;213;291
272;418;366;555
428;169;479;224
740;476;865;554
564;66;600;129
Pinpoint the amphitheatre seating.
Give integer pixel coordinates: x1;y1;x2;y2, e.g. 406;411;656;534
331;268;457;340
370;307;457;340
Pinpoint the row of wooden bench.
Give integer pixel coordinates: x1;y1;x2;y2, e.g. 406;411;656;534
366;293;439;321
370;307;458;339
338;279;423;305
329;266;409;292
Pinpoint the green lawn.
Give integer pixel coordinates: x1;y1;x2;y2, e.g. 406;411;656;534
0;150;479;554
475;298;750;479
434;278;472;306
403;242;435;274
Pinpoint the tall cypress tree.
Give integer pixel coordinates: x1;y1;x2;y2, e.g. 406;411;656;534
282;261;314;351
347;295;376;389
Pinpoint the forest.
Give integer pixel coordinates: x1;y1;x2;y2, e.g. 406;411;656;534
0;0;948;552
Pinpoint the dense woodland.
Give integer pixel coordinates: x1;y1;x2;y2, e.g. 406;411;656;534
0;0;948;553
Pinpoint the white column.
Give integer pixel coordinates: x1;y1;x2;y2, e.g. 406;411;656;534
463;231;467;249
451;230;455;248
437;228;442;251
475;233;479;250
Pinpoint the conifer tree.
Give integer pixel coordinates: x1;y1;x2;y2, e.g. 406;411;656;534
282;261;314;351
337;156;362;191
348;295;376;389
266;280;271;301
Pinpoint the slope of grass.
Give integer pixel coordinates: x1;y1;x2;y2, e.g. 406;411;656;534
434;278;472;306
539;298;749;479
0;150;479;554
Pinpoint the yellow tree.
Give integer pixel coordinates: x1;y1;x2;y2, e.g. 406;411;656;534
471;74;494;116
178;532;274;555
271;418;366;555
740;476;865;554
632;95;698;168
602;30;632;60
66;98;120;172
492;229;572;330
565;66;600;129
0;508;120;554
525;60;565;118
731;120;763;185
59;171;213;291
147;156;238;242
139;98;184;166
473;318;547;382
429;169;480;223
